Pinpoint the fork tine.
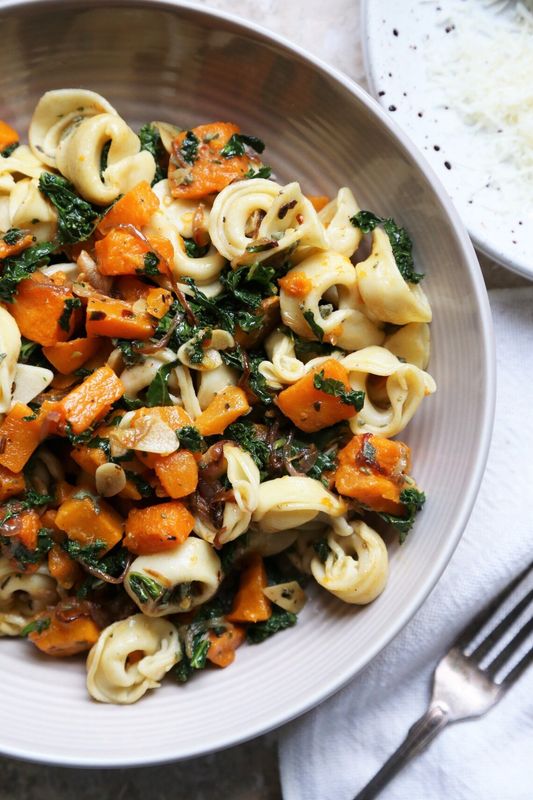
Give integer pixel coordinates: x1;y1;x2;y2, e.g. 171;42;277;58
453;560;533;652
468;587;533;662
485;614;533;680
501;643;533;689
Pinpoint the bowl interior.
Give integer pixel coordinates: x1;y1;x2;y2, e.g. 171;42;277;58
0;0;494;766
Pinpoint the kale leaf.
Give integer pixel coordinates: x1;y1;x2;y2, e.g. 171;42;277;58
220;133;265;158
183;237;209;259
61;539;108;568
38;172;99;245
180;131;200;165
350;210;424;284
303;309;325;342
138;251;160;276
378;487;426;544
244;165;272;180
58;297;82;331
138;123;166;184
21;617;51;637
221;346;274;405
2;228;26;246
226;421;270;473
0;241;56;302
313;370;365;410
1;142;19;158
312;537;330;563
145;361;177;407
127;572;164;604
221;263;277;309
247;606;297;643
114;339;144;367
176;425;206;452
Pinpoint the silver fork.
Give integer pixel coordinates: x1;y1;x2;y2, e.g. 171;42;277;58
353;561;533;800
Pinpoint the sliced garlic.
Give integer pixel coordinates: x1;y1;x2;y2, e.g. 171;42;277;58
262;581;307;613
11;364;53;406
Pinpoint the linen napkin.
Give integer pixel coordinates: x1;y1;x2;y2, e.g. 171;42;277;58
279;287;533;800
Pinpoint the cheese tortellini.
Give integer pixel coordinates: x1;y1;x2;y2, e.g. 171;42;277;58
341;346;436;437
0;558;59;636
124;537;222;616
252;476;347;534
0;306;21;414
86;615;181;704
310;521;388;604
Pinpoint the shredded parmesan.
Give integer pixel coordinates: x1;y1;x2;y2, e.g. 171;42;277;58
429;1;533;184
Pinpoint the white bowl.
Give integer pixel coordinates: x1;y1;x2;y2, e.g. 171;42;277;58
0;0;495;766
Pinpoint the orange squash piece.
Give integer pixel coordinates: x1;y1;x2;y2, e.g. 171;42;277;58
306;195;330;212
145;287;173;319
154;450;198;499
207;623;246;667
0;232;34;260
43;337;102;375
169;122;252;200
0;120;18;150
335;433;411;514
10;273;79;347
86;294;155;340
227;553;272;623
278;271;313;298
48;545;81;589
123;501;195;555
28;606;100;657
277;359;358;433
59;365;124;434
195;386;250;437
0;403;43;473
97;181;160;234
0;465;26;503
55;494;124;553
95;228;170;277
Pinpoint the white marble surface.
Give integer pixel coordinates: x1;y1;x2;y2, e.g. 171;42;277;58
1;1;528;799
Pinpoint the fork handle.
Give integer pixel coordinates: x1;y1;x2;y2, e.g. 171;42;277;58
352;702;450;800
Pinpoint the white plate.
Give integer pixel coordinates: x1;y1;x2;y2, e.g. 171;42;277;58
362;0;533;279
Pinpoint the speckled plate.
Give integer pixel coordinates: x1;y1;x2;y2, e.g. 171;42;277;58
362;0;533;279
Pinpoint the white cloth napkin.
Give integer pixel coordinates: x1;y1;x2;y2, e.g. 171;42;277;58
279;287;533;800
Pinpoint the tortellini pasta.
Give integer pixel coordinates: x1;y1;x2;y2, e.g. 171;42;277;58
0;558;59;636
209;179;327;266
318;188;362;258
252;476;347;534
384;322;431;370
177;329;234;372
56;112;155;204
86;615;181;704
29;88;117;168
280;250;385;350
356;228;432;324
0;306;21;414
124;537;222;616
196;364;239;410
341;346;436;437
8;177;58;241
310;520;388;604
194;444;261;545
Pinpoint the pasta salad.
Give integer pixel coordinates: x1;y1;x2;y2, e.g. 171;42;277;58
0;90;435;704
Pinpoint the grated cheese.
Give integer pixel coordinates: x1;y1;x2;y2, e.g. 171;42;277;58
428;1;533;185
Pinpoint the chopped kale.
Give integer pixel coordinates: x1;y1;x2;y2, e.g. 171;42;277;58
64;423;96;445
183;237;210;259
303;309;324;342
114;339;144;367
38;172;99;245
86;435;111;459
221;346;274;405
138;251;160;276
293;336;337;360
221;263;277;309
23;488;55;508
21;617;51;637
173;635;209;683
18;338;41;364
313;370;365;410
123;470;154;498
218;535;249;574
0;241;56;302
138;123;166;184
247;607;297;643
127;572;164;604
220;133;265;158
1;142;19;158
58;297;82;331
183;329;211;365
176;425;206;452
61;539;108;569
226;421;269;473
180;130;200;165
2;227;26;246
99;140;111;178
378;487;426;544
312;537;331;563
145;361;177;407
350;210;424;284
0;528;54;569
244;165;272;180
